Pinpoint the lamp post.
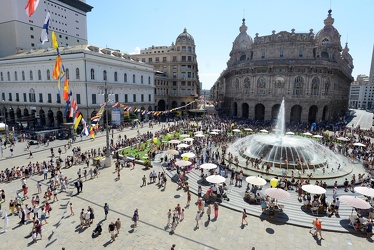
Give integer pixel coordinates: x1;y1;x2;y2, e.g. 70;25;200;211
98;82;114;168
1;101;9;144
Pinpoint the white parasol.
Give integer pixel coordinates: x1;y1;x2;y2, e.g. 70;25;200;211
232;129;241;132
354;187;374;197
353;142;366;147
181;152;196;158
336;137;349;142
302;132;312;136
206;175;226;184
265;188;290;200
176;143;190;148
175;160;192;167
301;184;326;194
260;129;269;133
313;135;323;138
165;149;179;155
209;131;218;135
200;163;218;170
245;176;266;186
244;128;253;131
169;139;181;144
339;195;371;209
195;134;205;138
180;134;190;138
285;131;295;135
183;137;194;142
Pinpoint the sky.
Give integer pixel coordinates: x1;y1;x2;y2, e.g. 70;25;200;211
87;0;374;90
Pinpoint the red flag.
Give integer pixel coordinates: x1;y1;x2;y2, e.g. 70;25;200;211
63;77;69;101
25;0;40;17
52;55;62;80
112;102;119;108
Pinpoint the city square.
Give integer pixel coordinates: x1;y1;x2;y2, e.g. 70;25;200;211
1;0;374;249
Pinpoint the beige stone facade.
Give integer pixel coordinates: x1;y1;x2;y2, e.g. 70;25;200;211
211;10;354;123
131;28;200;111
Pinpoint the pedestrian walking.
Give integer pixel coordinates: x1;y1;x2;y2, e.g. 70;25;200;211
70;203;75;216
132;208;139;228
206;204;211;220
141;175;147;187
186;191;191;207
167;209;172;226
195;211;201;229
242;209;248;226
180;209;185;221
315;218;323;240
213;202;219;219
309;217;317;236
115;218;121;235
104;203;109;220
29;150;33;158
108;222;116;241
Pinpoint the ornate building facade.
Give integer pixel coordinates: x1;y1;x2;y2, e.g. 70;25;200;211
211;10;354;123
131;28;200;111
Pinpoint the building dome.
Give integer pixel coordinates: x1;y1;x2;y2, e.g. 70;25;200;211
315;10;341;47
231;19;253;52
176;28;195;45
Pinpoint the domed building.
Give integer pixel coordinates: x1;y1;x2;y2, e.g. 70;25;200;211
211;10;354;123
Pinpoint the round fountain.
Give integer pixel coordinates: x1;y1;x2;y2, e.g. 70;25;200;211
228;98;353;178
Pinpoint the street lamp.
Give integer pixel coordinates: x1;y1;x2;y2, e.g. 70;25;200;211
98;82;114;168
1;100;10;144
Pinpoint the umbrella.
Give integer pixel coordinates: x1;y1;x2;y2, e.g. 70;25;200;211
336;137;349;142
353;142;366;147
354;187;374;197
209;131;218;135
301;184;326;194
181;152;195;158
313;135;323;138
200;163;217;170
211;129;220;132
169;139;181;144
303;132;312;136
339;195;371;209
195;134;205;138
232;129;241;132
260;129;268;133
175;160;192;167
245;176;266;186
265;188;290;200
183;137;194;142
206;175;226;184
194;131;204;134
165;149;179;155
180;134;190;138
176;143;190;148
285;131;295;135
244;128;253;131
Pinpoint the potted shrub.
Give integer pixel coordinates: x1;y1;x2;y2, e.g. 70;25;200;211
144;159;152;169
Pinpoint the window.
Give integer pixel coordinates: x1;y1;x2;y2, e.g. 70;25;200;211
172;56;177;62
30;70;33;80
76;94;81;104
1;93;5;101
293;76;304;96
47;70;50;80
7;72;10;81
257;77;266;95
90;69;95;80
181;56;186;61
8;93;12;101
124;94;128;103
148;58;152;63
22;71;25;81
76;68;80;79
47;93;52;103
261;50;266;58
148;76;151;84
244;77;250;94
114;72;118;82
16;93;19;102
148;94;151;102
23;93;27;102
39;93;43;102
133;74;135;83
141;75;143;84
0;72;3;81
124;73;127;82
155;57;159;62
163;57;167;62
133;94;136;102
56;94;61;103
299;50;303;57
141;94;144;102
322;38;329;46
29;88;36;102
141;58;145;62
103;70;107;81
65;68;69;79
324;78;330;96
92;94;96;104
37;70;41;80
280;51;284;57
311;77;319;96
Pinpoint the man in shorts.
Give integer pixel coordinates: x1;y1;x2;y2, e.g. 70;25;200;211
309;217;317;236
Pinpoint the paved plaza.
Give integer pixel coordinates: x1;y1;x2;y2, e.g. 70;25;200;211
0;124;373;249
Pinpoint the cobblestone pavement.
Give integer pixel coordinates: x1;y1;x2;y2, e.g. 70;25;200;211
0;125;373;249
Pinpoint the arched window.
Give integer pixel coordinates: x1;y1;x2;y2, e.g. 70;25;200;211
38;70;42;80
103;70;107;81
148;76;151;84
114;72;118;82
311;77;319;96
46;69;51;80
257;77;266;95
29;88;36;102
133;74;135;83
22;71;25;81
65;68;69;79
124;73;127;82
293;76;304;96
30;70;33;80
235;78;240;90
141;75;144;84
324;78;330;96
90;69;95;80
14;71;18;81
7;71;10;81
321;38;329;46
244;77;250;94
76;68;80;79
274;76;285;96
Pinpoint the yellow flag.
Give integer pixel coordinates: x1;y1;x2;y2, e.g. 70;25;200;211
51;31;59;49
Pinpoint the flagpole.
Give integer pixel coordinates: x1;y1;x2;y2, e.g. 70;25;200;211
104;81;111;168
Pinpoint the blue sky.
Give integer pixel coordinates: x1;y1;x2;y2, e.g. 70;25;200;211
87;0;373;90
